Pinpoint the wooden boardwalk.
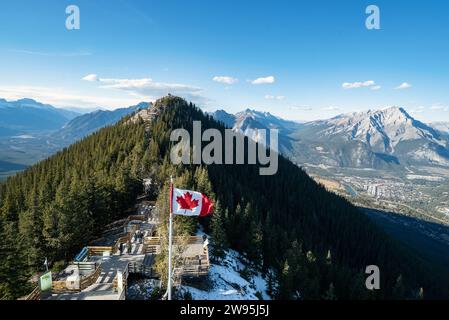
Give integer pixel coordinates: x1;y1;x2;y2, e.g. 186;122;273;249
28;200;209;300
41;209;156;300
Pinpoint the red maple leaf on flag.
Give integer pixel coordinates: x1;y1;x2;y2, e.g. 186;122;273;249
176;192;199;210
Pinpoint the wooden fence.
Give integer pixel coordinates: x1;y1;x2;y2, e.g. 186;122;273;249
88;246;114;256
113;234;132;254
80;264;102;290
73;261;99;273
180;265;209;277
143;236;210;278
127;215;147;222
144;236;206;244
25;286;40;300
128;262;154;278
52;280;75;293
112;263;129;293
26;263;103;298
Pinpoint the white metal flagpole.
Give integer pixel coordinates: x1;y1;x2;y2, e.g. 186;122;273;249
167;176;174;300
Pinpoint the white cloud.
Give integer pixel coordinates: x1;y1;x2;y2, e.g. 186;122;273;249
8;48;92;57
212;76;238;85
323;106;340;111
265;95;285;101
82;74;99;82
0;85;139;109
410;106;425;114
395;82;412;90
371;85;382;91
342;80;377;89
82;74;204;103
251;76;275;85
430;104;449;111
290;105;312;111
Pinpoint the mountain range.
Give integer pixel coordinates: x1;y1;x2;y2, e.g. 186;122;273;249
432;122;449;137
0;98;80;136
2;98;449;179
0;99;149;179
51;102;149;143
0;98;150;140
3;95;449;300
213;107;449;169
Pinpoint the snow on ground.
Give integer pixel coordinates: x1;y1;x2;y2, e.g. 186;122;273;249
127;278;161;300
179;249;272;300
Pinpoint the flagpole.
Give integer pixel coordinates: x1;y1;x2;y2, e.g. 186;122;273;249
168;176;174;300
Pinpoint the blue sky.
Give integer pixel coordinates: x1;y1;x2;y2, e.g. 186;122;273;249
0;0;449;122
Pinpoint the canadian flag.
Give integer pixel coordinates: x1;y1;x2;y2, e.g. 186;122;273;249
170;187;214;217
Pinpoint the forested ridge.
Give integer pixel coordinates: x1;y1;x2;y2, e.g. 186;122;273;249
1;95;448;300
0;120;145;299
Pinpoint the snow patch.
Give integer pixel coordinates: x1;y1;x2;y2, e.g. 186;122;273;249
179;250;272;300
408;148;449;166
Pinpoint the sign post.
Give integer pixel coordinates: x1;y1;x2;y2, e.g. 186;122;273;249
39;271;52;292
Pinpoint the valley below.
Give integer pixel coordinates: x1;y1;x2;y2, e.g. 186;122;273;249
304;162;449;275
2;95;449;300
0;133;58;180
304;164;449;226
364;208;449;273
0;100;148;181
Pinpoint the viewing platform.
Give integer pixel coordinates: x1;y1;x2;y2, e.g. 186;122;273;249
25;200;210;300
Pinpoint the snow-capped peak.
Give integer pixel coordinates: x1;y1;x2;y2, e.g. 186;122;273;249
234;109;295;132
315;106;444;153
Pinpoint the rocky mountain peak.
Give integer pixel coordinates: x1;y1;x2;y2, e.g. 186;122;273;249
317;106;444;153
129;95;188;126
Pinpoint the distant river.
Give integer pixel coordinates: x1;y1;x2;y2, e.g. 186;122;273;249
342;183;357;197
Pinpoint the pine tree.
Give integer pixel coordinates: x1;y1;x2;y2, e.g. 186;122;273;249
0;221;30;299
266;269;277;298
211;200;228;261
418;287;424;300
2;95;449;300
326;249;332;265
323;283;337;300
392;274;406;299
278;259;293;299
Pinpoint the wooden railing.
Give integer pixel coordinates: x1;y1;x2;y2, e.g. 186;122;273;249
144;236;210;278
80;264;102;290
143;236;160;254
127;215;147;222
144;236;161;245
73;261;98;272
25;286;40;300
144;236;205;245
145;246;158;254
181;265;209;277
112;264;129;292
128;262;153;277
88;246;114;256
24;264;102;299
182;254;210;277
113;234;132;254
118;288;126;300
51;280;78;293
50;263;102;293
